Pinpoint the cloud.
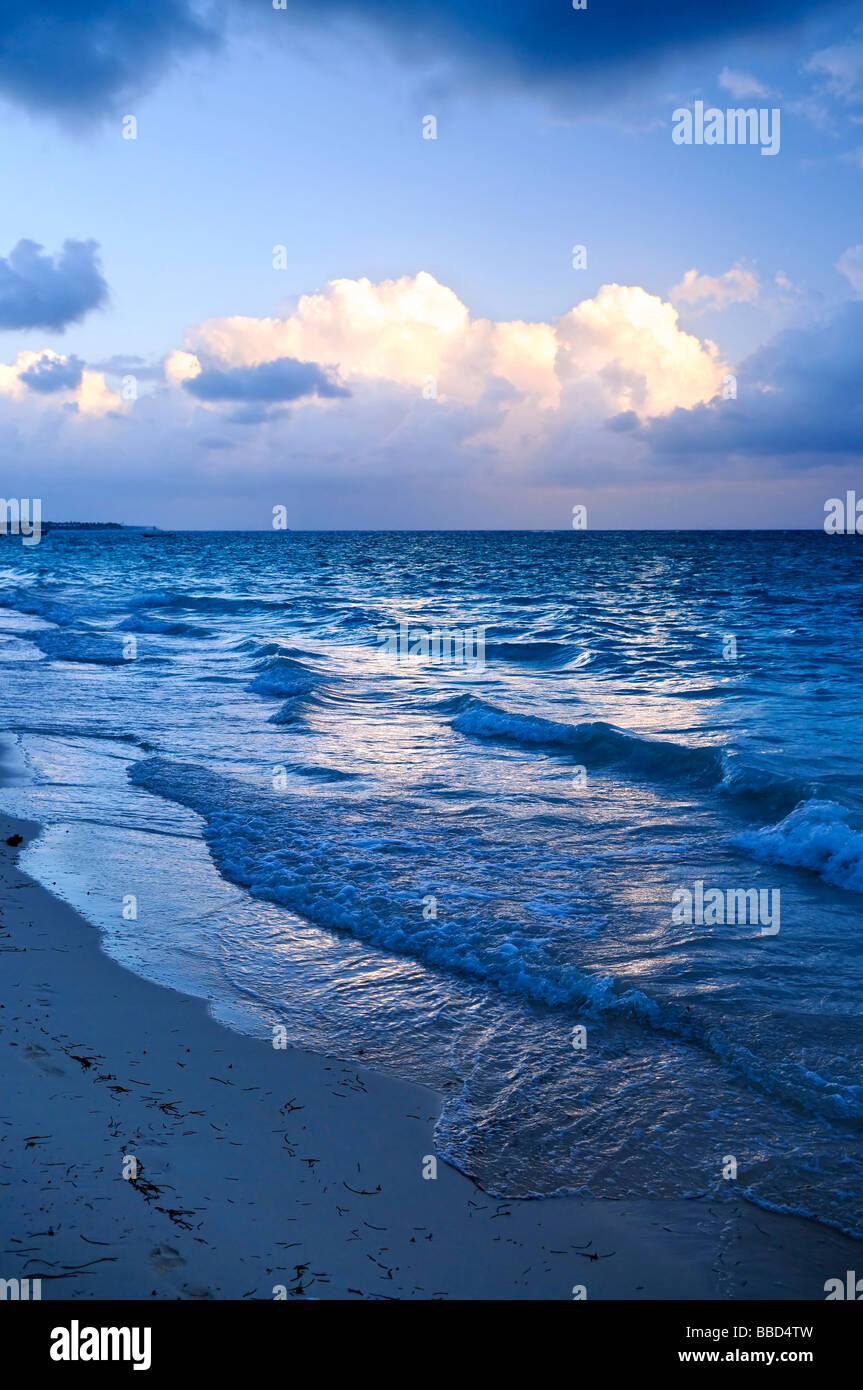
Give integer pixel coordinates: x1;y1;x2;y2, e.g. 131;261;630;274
0;1;217;120
645;302;863;459
19;353;85;393
0;270;725;514
183;272;724;427
836;244;863;292
0;240;108;331
0;0;848;120
182;356;351;404
277;0;850;99
670;263;761;312
2;273;859;526
718;66;770;98
0;350;121;416
804;38;863;101
606;410;640;432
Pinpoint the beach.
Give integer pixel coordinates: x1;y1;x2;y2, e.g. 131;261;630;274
1;0;862;1323
1;810;858;1301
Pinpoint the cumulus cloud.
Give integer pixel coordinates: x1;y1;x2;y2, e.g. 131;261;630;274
182;271;724;429
670;263;761;312
0;1;217;119
0;270;729;525
1;273;858;526
0;240;108;331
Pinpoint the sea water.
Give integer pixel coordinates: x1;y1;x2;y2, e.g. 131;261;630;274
0;529;861;1233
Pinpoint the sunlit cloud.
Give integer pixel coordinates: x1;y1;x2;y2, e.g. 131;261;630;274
669;263;761;312
0;349;121;416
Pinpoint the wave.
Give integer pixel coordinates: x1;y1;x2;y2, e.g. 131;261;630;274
732;799;863;894
284;763;360;783
127;755;863;1127
717;755;812;818
30;629;137;666
0;586;90;627
4;723;155;749
452;698;806;813
267;700;307;724
117;615;211;638
127;589;282;615
234;640;317;660
246;656;319;699
484;640;574;667
452;698;724;782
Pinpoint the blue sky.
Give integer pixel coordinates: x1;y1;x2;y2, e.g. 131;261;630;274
1;1;862;527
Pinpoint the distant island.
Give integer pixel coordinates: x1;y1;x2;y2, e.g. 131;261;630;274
41;522;161;532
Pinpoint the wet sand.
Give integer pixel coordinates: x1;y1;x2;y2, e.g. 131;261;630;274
0;814;856;1301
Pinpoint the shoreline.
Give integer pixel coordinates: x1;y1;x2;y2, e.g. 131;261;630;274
0;812;858;1301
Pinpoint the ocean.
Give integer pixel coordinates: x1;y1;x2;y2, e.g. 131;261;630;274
1;529;861;1235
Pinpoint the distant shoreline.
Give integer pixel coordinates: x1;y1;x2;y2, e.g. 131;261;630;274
7;525;841;534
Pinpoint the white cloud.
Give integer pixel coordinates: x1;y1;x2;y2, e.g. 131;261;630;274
175;271;725;429
164;349;201;386
718;67;770;99
773;270;803;299
836;244;863;293
0;273;731;527
669;263;761;312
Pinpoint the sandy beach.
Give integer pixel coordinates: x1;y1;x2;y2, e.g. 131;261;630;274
0;811;858;1302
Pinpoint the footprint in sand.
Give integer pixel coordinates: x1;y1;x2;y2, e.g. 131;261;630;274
148;1247;212;1298
23;1043;65;1077
149;1245;186;1273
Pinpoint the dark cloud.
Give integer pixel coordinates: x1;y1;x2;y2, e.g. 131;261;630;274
606;409;640;432
20;353;85;393
184;357;351;405
0;1;217;119
646;303;863;460
0;239;108;331
0;0;853;120
281;0;853;92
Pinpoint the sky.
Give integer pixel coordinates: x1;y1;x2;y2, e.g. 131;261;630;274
1;0;862;528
